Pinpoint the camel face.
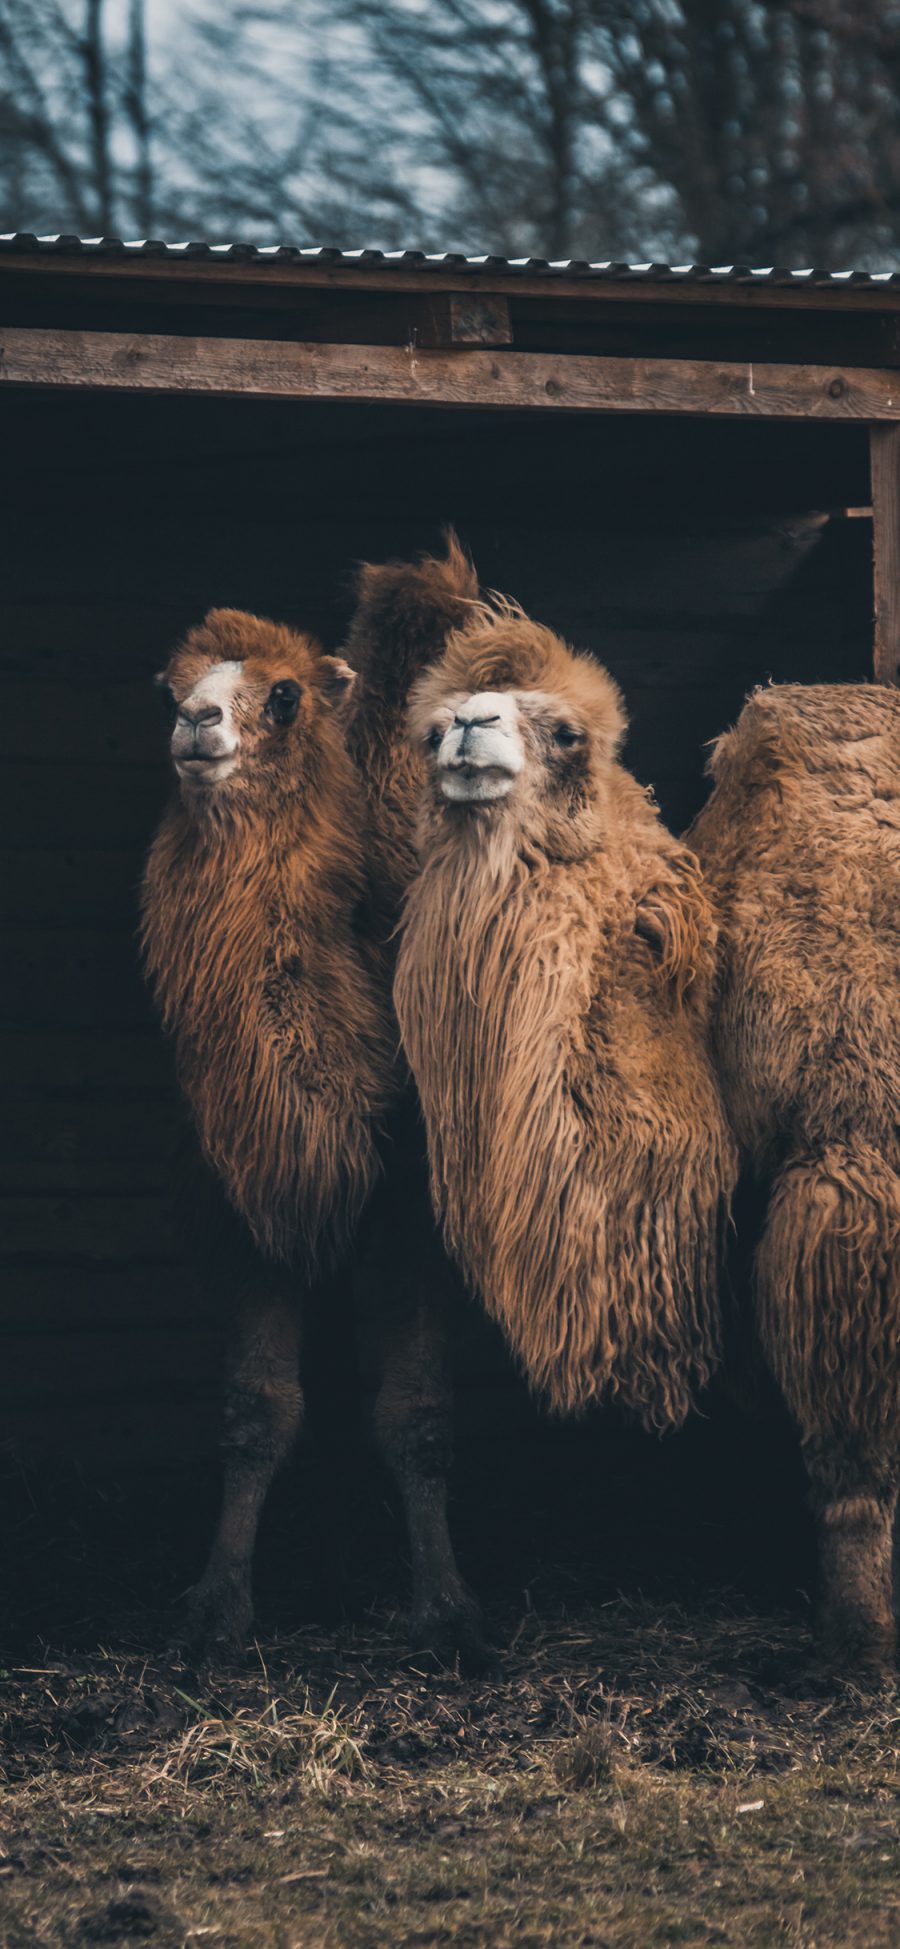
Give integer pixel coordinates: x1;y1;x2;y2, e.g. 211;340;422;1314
417;668;624;866
432;689;525;802
169;660;244;786
429;685;593;811
157;608;355;811
164;655;301;796
410;607;628;855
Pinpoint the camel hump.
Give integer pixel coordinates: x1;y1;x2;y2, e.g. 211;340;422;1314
705;681;900;787
345;531;479;695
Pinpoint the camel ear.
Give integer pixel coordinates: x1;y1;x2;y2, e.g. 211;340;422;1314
318;654;357;718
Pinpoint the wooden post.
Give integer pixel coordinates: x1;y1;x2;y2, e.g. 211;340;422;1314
870;423;900;685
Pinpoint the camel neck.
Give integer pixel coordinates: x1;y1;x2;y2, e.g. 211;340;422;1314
172;774;358;915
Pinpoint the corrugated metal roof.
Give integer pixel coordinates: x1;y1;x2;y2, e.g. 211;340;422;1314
2;232;900;286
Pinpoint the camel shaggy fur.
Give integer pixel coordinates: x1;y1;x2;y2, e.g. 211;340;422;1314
343;531;480;943
394;600;738;1430
142;604;475;1657
688;683;900;1668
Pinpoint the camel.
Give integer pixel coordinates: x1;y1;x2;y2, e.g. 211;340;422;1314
141;601;478;1659
340;535;488;1661
393;596;738;1436
688;683;900;1670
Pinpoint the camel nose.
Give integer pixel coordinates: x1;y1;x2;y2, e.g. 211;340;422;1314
178;703;223;727
455;712;500;731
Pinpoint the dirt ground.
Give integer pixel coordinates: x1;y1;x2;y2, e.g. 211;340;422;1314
0;1404;897;1948
1;1601;899;1949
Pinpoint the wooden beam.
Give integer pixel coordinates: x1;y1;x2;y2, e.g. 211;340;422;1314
3;326;900;419
870;424;900;683
5;250;900;313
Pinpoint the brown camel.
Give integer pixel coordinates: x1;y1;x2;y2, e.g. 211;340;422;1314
688;683;900;1670
340;534;488;1660
142;602;478;1658
393;597;737;1432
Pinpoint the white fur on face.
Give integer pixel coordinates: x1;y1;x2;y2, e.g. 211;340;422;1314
171;661;244;785
436;690;526;803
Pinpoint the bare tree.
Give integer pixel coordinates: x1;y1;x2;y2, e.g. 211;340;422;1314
0;0;155;233
309;0;650;258
83;0;112;230
0;0;94;230
157;3;382;242
125;0;153;235
590;0;900;266
3;0;900;267
328;0;900;264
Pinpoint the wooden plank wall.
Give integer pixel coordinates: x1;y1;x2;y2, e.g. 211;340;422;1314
0;390;876;1462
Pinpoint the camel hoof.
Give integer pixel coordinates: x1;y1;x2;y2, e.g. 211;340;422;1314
167;1580;254;1668
410;1592;495;1675
815;1611;896;1681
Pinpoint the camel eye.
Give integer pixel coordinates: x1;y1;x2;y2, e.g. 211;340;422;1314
554;722;581;748
267;680;301;726
426;725;443;753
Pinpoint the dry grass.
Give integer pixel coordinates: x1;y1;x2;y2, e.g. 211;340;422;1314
155;1667;367;1794
0;1597;898;1946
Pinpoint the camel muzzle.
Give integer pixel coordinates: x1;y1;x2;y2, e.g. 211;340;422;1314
437;692;525;803
439;738;524;804
439;753;521;804
172;709;239;779
170;661;243;781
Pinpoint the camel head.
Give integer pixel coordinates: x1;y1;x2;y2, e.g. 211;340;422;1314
408;601;627;859
156;609;355;812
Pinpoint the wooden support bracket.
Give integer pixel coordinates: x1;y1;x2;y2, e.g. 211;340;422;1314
417;294;513;348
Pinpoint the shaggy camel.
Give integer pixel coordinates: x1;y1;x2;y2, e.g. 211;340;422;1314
394;598;737;1431
142;603;476;1657
688;684;900;1669
340;535;489;1661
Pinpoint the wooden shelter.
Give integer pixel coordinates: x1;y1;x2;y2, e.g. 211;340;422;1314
2;234;899;1462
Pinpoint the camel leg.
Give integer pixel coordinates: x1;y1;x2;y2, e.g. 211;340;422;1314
374;1288;489;1669
753;1157;900;1673
174;1291;302;1660
806;1447;898;1673
360;1212;489;1669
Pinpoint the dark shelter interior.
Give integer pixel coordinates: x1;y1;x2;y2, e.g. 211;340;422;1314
0;386;876;1651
